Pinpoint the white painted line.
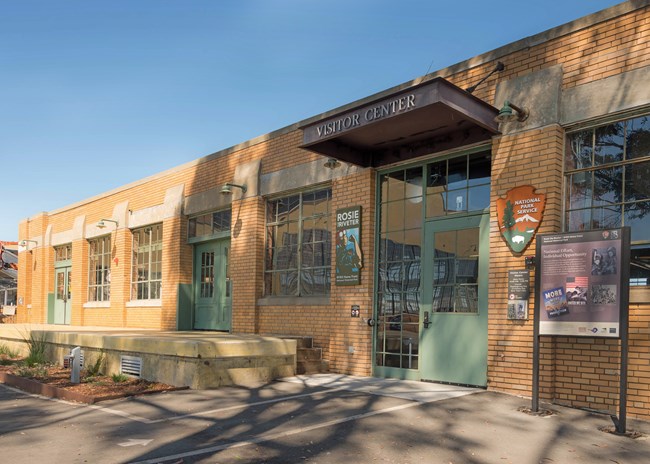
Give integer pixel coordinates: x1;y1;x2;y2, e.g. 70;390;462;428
0;381;353;425
148;385;352;424
118;438;153;447
0;382;154;424
130;400;423;464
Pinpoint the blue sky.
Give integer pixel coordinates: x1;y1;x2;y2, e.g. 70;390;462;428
0;0;621;241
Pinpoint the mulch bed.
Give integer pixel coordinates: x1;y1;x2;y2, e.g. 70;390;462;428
0;360;187;404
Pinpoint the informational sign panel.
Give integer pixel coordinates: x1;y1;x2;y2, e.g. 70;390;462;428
335;206;363;286
507;270;530;320
536;228;630;337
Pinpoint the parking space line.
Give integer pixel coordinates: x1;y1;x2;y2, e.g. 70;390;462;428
0;383;154;424
130;400;423;464
1;382;353;425
147;385;351;424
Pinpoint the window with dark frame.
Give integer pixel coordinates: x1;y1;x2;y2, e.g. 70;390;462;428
188;210;232;239
88;236;111;302
565;114;650;286
264;188;332;297
131;224;163;300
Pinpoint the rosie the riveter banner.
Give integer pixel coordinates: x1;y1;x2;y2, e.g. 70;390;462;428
536;228;629;338
335;206;363;286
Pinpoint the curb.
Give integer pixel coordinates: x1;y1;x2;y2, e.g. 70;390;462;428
0;371;188;404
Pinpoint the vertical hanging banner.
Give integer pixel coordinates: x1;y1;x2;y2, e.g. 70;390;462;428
536;228;630;337
336;206;363;286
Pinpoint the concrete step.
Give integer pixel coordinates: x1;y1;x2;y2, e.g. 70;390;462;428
297;359;330;375
297;347;322;362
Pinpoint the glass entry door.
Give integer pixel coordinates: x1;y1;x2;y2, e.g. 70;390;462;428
54;266;72;325
193;239;231;331
420;214;488;386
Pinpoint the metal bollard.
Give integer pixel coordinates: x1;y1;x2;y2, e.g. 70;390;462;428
70;346;81;384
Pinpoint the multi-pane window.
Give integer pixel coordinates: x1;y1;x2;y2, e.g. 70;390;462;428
376;167;423;370
131;224;163;300
55;244;72;261
188;210;231;239
265;188;331;296
566;115;650;286
88;236;111;302
425;152;491;217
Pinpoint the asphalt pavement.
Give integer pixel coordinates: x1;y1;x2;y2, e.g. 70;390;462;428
1;373;648;463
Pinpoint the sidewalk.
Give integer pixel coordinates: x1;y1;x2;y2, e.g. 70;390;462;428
2;371;649;463
276;374;650;464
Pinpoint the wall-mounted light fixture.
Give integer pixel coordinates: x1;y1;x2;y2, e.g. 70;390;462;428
220;183;247;195
97;218;119;229
324;157;341;169
495;100;529;123
19;239;38;248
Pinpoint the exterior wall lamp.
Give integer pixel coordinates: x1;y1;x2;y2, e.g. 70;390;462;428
495;100;529;123
19;239;38;248
220;183;247;195
324;157;341;169
97;218;119;229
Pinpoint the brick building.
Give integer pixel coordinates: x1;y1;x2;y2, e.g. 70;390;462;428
17;1;650;419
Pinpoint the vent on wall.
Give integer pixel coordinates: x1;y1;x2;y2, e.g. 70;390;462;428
120;355;142;377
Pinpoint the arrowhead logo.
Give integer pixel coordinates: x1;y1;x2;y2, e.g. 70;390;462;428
496;185;546;253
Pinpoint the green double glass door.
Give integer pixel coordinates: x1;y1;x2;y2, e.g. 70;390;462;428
54;266;72;325
420;214;488;386
194;239;231;331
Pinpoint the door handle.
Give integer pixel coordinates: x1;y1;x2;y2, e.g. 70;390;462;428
423;311;431;328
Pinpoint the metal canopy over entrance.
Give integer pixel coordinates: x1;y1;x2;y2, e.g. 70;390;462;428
300;77;499;168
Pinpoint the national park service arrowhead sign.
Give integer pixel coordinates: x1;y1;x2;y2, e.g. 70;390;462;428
496;185;546;253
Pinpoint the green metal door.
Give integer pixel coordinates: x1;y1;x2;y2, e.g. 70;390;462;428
193;239;231;331
420;214;488;386
54;266;72;325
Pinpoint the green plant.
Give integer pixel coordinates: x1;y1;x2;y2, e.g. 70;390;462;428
15;365;48;379
23;332;48;367
85;352;105;377
0;344;19;358
111;373;129;383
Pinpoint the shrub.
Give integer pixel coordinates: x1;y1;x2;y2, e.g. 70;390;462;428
0;344;19;358
15;365;48;379
111;373;129;383
23;332;48;367
85;352;105;378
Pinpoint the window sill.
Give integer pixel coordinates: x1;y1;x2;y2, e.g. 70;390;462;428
83;302;110;309
126;299;162;308
257;296;330;306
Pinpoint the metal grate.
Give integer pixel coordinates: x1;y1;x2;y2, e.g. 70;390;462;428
120;355;142;377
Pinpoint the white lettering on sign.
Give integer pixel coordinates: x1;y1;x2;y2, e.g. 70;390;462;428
337;209;360;228
514;197;542;215
544;288;564;299
316;94;416;139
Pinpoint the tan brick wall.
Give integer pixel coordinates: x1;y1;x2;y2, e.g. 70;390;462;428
231;196;266;334
254;169;376;376
488;125;565;395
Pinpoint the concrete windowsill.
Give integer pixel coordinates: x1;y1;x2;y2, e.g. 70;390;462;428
126;299;162;308
83;301;110;309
